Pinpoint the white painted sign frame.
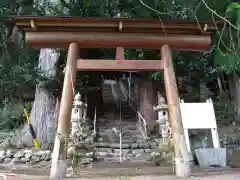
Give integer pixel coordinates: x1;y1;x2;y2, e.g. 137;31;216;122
180;99;220;152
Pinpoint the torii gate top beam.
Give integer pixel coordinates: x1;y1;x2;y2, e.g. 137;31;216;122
13;16;223;51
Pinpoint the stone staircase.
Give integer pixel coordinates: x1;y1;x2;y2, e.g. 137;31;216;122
93;80;156;163
70;79;170;168
94;116;157;163
101;80;127;103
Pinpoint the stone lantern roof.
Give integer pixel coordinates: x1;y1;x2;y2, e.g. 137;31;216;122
153;93;168;111
74;93;87;108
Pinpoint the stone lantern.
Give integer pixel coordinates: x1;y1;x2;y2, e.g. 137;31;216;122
71;93;87;137
69;93;95;170
153;92;170;138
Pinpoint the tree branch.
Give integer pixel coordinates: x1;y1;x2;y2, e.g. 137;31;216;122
200;0;239;31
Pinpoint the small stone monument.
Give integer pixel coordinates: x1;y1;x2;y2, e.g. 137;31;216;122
71;93;87;138
68;93;95;171
152;93;173;165
153;92;170;138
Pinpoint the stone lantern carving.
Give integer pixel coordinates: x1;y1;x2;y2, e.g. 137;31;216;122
71;93;87;138
69;93;95;171
153;92;171;138
70;92;96;144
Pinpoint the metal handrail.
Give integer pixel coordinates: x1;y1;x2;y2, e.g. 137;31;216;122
137;111;148;140
118;81;148;140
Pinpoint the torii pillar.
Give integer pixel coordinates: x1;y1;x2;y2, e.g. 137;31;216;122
50;43;79;180
162;45;190;177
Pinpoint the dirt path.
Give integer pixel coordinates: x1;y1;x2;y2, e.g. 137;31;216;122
1;171;240;180
0;166;239;180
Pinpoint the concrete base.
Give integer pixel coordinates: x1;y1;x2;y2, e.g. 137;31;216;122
229;151;240;168
195;148;226;168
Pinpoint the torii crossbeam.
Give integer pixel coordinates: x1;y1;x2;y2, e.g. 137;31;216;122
13;16;222;179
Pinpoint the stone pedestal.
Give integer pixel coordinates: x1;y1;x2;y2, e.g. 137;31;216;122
195;148;226;168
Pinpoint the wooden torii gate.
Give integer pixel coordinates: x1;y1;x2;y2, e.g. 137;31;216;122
14;16;221;179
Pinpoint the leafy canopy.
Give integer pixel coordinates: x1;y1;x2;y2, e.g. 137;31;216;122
214;2;240;74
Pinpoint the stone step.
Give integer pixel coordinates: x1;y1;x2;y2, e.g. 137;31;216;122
98;131;140;136
98;122;137;130
94;152;153;163
98;134;140;139
98;132;140;137
98;128;138;132
98;125;138;129
101;156;135;162
96;148;151;154
94;142;153;149
97;122;138;126
98;129;139;134
98;127;137;131
75;141;162;164
97;134;140;139
98;124;139;128
100;119;137;122
86;148;159;158
98;139;138;144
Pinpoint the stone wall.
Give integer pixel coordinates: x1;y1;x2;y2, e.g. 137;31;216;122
0;149;51;165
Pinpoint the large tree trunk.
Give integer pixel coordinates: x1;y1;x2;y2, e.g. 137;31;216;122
231;72;240;123
228;74;234;100
87;87;104;127
138;80;157;132
199;81;212;102
16;0;64;149
19;49;60;148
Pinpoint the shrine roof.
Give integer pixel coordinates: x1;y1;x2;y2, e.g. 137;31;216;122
13;16;223;35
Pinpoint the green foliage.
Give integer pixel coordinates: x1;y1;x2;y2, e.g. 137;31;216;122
226;2;240;21
151;72;163;81
0;100;32;130
214;93;235;126
214;51;240;74
213;2;240;74
0;0;46;99
0;0;235;127
0;43;45;98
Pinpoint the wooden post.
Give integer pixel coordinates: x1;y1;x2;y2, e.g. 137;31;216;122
161;45;190;177
116;47;125;60
50;43;79;180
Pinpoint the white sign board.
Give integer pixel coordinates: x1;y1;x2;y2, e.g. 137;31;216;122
180;100;217;129
179;99;220;151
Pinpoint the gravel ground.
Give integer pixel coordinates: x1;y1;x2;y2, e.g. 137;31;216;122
0;167;240;180
1;172;240;180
